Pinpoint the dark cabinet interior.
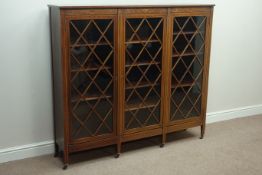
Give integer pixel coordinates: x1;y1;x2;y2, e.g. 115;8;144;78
170;16;206;121
124;17;163;131
69;18;115;140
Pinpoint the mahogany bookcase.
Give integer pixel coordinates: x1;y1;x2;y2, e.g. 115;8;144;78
49;5;214;169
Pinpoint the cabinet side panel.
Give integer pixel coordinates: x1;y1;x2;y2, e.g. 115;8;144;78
201;7;214;125
50;7;64;151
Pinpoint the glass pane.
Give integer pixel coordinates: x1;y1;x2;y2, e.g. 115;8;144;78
124;18;163;130
69;19;114;139
170;16;206;121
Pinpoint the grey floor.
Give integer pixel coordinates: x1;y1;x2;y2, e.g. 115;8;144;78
1;115;262;175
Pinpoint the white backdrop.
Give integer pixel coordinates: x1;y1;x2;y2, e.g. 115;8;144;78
0;0;262;151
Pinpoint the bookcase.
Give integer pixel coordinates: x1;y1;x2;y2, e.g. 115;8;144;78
49;5;214;169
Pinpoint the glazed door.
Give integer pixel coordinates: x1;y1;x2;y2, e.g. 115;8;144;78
67;14;117;143
168;9;211;124
120;10;166;134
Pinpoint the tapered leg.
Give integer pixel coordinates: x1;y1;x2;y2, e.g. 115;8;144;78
160;133;166;148
54;142;59;157
63;150;69;170
115;142;121;158
200;124;205;139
